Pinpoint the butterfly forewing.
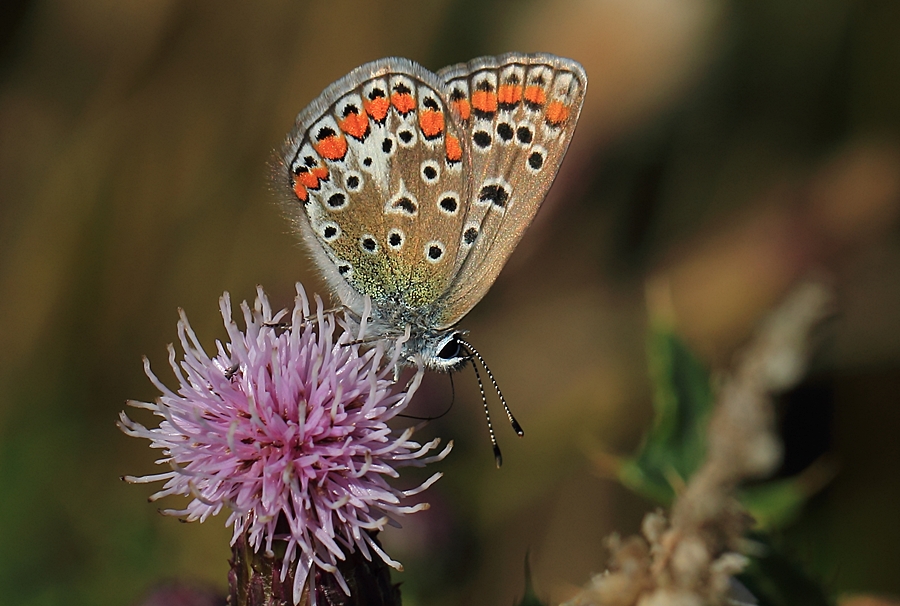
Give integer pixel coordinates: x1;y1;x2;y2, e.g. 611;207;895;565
281;59;470;319
434;54;587;328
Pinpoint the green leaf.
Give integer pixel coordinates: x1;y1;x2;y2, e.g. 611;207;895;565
737;534;831;606
514;553;546;606
739;457;836;531
616;326;715;503
739;478;810;531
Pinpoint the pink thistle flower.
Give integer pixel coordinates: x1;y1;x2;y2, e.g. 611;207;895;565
119;285;451;604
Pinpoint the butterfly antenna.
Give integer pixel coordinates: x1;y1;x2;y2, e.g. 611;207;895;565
459;338;525;438
467;354;504;468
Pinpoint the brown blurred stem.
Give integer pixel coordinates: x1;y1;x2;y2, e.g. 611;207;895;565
228;531;401;606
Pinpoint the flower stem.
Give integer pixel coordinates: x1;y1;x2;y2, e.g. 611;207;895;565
228;532;402;606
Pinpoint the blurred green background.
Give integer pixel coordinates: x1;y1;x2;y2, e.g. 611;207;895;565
1;1;899;605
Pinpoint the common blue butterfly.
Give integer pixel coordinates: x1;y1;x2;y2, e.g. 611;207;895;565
279;53;586;463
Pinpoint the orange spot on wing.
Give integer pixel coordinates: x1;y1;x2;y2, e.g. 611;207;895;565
545;101;569;125
419;109;445;138
315;135;348;161
293;180;308;202
451;98;471;120
524;85;546;107
391;92;416;115
364;97;390;122
297;165;330;190
497;84;522;106
471;90;498;114
339;113;369;140
298;170;320;189
445;134;462;163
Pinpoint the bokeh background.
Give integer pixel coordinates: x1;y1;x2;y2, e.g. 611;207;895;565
1;1;899;605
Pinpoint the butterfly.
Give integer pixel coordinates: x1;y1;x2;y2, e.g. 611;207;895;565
278;53;586;463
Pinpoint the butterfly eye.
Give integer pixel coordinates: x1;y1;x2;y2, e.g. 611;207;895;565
437;337;462;361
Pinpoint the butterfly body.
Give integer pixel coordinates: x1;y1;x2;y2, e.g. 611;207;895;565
279;53;586;370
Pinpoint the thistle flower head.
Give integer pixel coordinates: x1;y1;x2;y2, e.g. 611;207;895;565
120;285;451;604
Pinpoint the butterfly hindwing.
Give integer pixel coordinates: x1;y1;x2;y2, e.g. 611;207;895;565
280;59;470;318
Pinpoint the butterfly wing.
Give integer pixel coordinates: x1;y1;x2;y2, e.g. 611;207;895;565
278;58;472;322
279;54;586;337
433;53;587;328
